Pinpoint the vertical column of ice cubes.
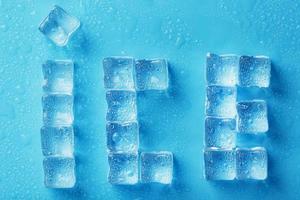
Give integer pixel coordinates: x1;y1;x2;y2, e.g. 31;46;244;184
41;60;76;188
236;55;271;180
103;57;139;185
204;53;239;180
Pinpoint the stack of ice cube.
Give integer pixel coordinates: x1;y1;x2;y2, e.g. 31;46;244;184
103;57;173;185
41;60;76;188
204;53;270;180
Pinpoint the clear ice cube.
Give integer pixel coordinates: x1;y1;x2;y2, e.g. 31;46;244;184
43;156;76;188
140;151;173;184
236;147;268;180
103;57;135;90
39;5;80;46
106;90;137;122
41;126;74;156
42;94;74;126
108;153;138;185
42;60;74;94
239;56;271;88
237;100;268;133
135;59;169;91
205;117;236;148
206;53;239;86
204;148;236;180
206;86;237;118
107;122;139;153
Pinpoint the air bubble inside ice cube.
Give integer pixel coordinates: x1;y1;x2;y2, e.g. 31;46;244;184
205;117;236;148
41;126;74;156
236;147;268;180
204;148;236;180
43;156;76;188
106;90;137;122
42;94;74;126
42;60;74;94
206;53;239;86
135;59;169;91
39;5;80;46
237;100;268;133
206;86;237;118
107;122;139;153
108;153;138;185
239;56;271;88
103;57;135;90
140;151;173;184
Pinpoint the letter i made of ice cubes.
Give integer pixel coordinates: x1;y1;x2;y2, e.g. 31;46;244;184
39;5;80;46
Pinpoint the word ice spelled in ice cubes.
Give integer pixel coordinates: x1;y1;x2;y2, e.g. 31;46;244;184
42;60;74;94
239;56;271;88
43;156;76;188
140;151;173;184
41;126;74;157
206;86;237;118
42;94;74;126
237;100;268;133
205;117;236;149
106;90;137;122
135;59;169;91
206;53;239;86
108;153;138;185
39;5;80;46
106;122;139;153
204;148;236;180
236;147;268;180
103;57;135;90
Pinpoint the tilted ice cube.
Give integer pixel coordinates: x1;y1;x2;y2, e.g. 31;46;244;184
239;56;271;87
206;53;239;86
205;117;236;149
140;151;173;184
236;147;268;180
43;156;76;188
42;94;74;126
206;86;237;118
106;90;137;122
135;59;169;91
204;148;236;180
108;153;138;185
103;57;135;90
237;100;268;133
42;60;74;94
39;5;80;46
41;126;74;156
107;122;139;153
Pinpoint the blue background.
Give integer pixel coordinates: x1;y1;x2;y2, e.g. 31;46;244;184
0;0;300;199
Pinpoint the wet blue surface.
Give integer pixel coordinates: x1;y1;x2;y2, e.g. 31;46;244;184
1;0;300;199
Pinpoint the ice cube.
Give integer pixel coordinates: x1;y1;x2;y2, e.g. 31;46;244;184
236;147;268;180
107;122;139;153
140;151;173;184
206;53;239;86
108;153;138;185
237;100;268;133
204;148;236;180
41;126;74;156
205;117;236;148
135;59;169;91
42;60;74;95
103;57;135;90
42;94;74;126
39;5;80;46
43;156;76;188
239;56;271;88
106;90;137;122
206;86;237;118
